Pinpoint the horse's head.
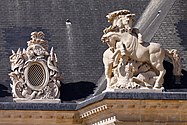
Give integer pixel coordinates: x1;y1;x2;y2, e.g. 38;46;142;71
101;32;122;49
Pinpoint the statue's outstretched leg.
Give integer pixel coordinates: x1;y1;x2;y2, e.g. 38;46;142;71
149;50;166;89
154;69;166;88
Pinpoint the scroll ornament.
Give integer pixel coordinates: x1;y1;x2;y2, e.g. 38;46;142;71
9;31;61;102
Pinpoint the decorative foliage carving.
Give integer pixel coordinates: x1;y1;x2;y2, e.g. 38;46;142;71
101;10;182;91
9;31;61;101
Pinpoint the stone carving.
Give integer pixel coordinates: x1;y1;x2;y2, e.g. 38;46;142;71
9;31;61;102
101;10;182;91
80;105;108;119
92;116;116;125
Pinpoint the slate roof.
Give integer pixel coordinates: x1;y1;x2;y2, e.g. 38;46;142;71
0;0;186;102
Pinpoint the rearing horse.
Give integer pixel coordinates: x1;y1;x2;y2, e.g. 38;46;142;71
102;31;181;88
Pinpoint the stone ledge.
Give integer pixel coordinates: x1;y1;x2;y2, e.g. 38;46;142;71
1;91;187;110
0;102;77;110
80;104;108;119
77;91;187;109
14;99;61;103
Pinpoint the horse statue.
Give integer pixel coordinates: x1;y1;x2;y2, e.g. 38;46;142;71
102;31;181;88
101;10;182;90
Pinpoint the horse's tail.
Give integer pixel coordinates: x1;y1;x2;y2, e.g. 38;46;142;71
165;49;182;76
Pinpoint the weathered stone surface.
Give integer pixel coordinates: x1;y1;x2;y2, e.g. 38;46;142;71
101;9;182;92
9;31;61;102
0;92;187;110
0;92;186;124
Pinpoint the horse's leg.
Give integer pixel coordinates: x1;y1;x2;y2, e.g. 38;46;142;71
154;64;166;88
149;50;166;88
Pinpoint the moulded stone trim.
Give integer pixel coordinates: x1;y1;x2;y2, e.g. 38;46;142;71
80;105;108;119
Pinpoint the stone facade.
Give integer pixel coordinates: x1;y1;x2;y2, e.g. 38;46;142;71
81;99;187;125
1;96;187;125
0;110;79;125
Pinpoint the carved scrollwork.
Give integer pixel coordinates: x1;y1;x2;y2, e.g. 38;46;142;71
9;31;61;101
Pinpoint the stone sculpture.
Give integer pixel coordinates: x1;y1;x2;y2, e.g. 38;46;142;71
101;9;182;91
9;31;61;102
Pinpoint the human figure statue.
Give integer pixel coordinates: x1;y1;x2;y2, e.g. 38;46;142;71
104;9;143;44
101;9;182;91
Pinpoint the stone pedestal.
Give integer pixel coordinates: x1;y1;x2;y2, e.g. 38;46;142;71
103;88;164;93
14;99;61;103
